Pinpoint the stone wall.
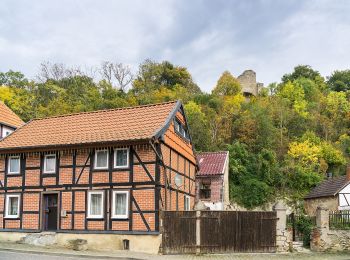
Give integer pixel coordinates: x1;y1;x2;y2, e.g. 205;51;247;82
310;207;350;252
304;196;338;216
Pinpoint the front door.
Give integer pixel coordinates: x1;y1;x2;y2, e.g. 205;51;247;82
43;194;58;231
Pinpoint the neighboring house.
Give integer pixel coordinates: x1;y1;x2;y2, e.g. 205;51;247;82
304;168;350;215
0;101;196;241
196;151;229;210
0;102;24;138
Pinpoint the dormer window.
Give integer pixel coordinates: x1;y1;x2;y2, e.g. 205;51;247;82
174;119;189;140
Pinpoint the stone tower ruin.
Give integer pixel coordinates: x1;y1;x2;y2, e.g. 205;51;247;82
237;70;263;97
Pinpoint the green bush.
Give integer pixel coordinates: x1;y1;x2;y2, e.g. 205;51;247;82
295;215;315;247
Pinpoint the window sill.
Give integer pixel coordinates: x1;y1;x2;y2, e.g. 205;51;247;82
111;217;129;220
4;217;20;220
94;167;109;170
174;130;190;143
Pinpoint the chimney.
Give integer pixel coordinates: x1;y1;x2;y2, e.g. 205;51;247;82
327;172;333;179
346;165;350;182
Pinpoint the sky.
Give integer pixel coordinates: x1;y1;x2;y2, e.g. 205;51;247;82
1;0;350;92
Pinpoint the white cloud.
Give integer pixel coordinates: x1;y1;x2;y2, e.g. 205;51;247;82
0;0;350;91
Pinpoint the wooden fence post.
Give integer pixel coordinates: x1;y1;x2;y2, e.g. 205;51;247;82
196;210;201;255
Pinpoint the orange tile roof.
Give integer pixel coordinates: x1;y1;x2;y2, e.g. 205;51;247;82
0;101;179;151
0;102;24;128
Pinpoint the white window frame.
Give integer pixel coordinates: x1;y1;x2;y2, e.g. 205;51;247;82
5;194;20;218
111;190;129;219
8;155;20;175
184;195;191;211
114;148;129;169
87;190;104;219
43;154;56;174
94;149;109;170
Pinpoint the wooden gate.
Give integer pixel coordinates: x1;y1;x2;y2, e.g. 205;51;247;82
162;211;277;254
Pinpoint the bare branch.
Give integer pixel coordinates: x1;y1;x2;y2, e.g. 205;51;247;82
100;61;113;84
112;63;133;91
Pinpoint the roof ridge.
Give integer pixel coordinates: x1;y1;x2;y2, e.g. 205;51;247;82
33;101;178;121
198;151;229;154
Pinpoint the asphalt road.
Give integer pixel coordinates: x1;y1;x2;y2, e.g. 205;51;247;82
0;250;350;260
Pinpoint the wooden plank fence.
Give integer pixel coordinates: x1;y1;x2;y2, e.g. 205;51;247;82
161;210;277;254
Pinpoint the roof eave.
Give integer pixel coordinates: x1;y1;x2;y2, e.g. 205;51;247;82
196;173;224;177
0;122;22;129
153;100;182;140
304;194;336;200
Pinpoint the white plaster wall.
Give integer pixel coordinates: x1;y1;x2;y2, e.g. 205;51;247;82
338;183;350;209
203;201;224;210
2;125;14;137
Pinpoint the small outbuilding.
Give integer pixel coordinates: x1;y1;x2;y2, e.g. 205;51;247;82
304;168;350;215
196;151;229;210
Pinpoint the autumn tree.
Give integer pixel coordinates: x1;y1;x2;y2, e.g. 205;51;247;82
212;71;241;96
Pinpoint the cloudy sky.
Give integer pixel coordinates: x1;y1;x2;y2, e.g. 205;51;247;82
1;0;350;92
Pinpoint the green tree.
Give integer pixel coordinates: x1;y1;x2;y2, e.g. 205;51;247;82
282;65;323;84
131;60;201;104
184;101;210;151
0;70;29;88
327;70;350;92
228;142;280;208
212;71;241;96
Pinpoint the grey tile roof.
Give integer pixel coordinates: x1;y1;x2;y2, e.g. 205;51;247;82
305;176;349;199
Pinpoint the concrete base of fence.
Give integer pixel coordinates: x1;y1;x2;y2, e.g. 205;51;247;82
311;206;350;252
0;232;161;254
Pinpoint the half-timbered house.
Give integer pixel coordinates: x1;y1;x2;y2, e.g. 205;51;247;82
0;101;196;252
0;102;24;139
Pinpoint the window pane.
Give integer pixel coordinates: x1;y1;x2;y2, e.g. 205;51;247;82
185;197;190;211
116;150;128;167
115;193;127;216
9;158;20;173
96;151;108;168
45;156;56;172
174;120;180;132
9;197;18;216
90;194;102;216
